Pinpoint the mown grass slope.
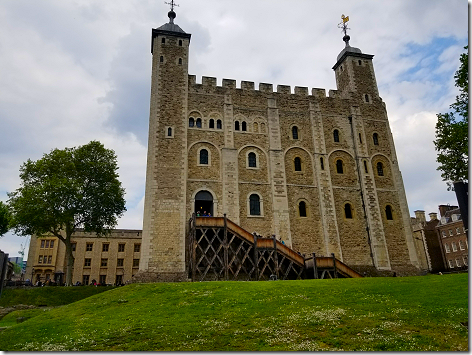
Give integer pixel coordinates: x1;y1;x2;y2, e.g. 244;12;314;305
0;274;467;351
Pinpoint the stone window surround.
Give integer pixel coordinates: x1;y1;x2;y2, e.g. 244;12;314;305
197;147;211;166
297;199;309;218
333;129;340;143
246;150;260;169
247;192;264;218
290;124;300;140
165;126;174;138
294;156;303;172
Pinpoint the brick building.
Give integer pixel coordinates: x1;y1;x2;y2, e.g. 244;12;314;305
135;10;423;282
25;229;142;285
437;205;468;271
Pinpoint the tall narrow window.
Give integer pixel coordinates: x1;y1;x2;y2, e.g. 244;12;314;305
196;118;202;128
336;159;343;174
299;201;307;217
248;152;257;168
359;133;362;143
161;38;165;44
320;157;324;170
377;162;384;176
333;129;340;142
235;121;240;131
160;56;164;63
344;203;353;219
167;127;172;137
373;133;379;145
199;149;209;165
292;126;299;140
364;161;368;173
253;122;258;132
178;58;182;65
189;117;195;127
365;94;369;103
386;205;393;220
242;121;247;131
294;157;302;171
209;119;215;129
217;120;222;129
249;194;261;215
178;39;182;46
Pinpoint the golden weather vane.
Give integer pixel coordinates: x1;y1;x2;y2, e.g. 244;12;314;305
338;14;350;37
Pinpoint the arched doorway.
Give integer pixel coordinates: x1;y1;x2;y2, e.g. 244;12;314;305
195;190;213;216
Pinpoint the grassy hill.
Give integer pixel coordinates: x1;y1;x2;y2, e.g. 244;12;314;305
0;274;468;351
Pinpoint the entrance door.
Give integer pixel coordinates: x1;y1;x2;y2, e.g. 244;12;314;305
195;190;213;216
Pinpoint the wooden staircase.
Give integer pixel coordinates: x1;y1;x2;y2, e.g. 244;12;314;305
187;214;362;281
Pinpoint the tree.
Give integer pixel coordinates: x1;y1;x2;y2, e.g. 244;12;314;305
434;46;468;190
8;141;126;285
0;201;11;236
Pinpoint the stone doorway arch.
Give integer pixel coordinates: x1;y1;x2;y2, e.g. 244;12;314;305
195;190;213;216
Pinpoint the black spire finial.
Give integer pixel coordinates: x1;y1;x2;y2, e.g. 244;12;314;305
165;0;179;24
337;14;351;47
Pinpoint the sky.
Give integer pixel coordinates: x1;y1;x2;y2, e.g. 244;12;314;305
0;0;468;258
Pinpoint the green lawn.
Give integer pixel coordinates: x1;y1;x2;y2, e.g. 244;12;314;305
0;274;468;351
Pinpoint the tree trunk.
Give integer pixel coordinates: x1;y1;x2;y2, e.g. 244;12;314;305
64;226;75;286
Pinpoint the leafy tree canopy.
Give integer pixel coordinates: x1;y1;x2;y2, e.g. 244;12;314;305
0;201;11;236
8;141;126;284
434;46;468;189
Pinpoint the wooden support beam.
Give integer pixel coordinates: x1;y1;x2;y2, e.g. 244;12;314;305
312;253;318;279
224;214;228;281
331;253;338;278
253;233;259;281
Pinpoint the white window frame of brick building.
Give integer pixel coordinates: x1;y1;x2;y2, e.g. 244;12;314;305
452;242;457;252
441;230;447;238
455;259;461;267
449;229;453;236
445;243;450;253
448;259;454;268
463;256;468;266
456;227;461;234
459;240;465;250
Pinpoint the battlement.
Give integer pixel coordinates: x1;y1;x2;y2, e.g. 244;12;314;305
188;75;335;98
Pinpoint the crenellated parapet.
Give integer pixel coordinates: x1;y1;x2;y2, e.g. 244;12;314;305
188;75;342;99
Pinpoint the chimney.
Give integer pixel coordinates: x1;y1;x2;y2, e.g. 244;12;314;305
429;212;438;221
438;204;458;217
414;210;426;222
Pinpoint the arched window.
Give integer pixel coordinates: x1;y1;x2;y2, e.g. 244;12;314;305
292;126;299;140
249;194;261;215
299;201;307;217
235;121;240;131
167;127;172;137
253;122;258;132
217;120;222;129
242;121;247;131
294;157;302;171
248;152;257;168
386;205;393;220
196;118;202;128
189;117;195;127
344;203;353;219
364;161;368;173
320;157;324;170
333;129;340;143
373;133;379;145
209;119;215;129
199;149;209;165
377;162;384;176
336;159;343;174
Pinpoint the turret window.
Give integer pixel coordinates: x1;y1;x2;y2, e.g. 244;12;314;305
249;194;261;216
160;56;164;63
178;58;182;65
199;149;209;165
364;94;370;103
364;160;368;173
209;119;215;129
385;205;393;220
373;133;379;145
217;119;222;129
189;117;195;127
333;129;340;143
359;133;362;143
377;162;384;176
235;121;240;131
292;126;299;140
336;159;344;174
299;201;307;217
161;38;165;44
320;157;324;170
294;157;302;171
196;118;202;128
179;40;182;46
242;121;247;131
248;152;257;168
344;203;353;219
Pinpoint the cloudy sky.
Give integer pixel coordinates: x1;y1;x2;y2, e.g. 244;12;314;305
0;0;468;257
